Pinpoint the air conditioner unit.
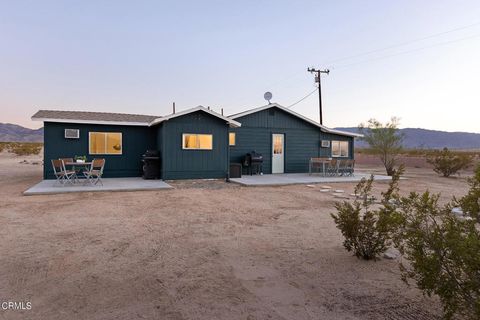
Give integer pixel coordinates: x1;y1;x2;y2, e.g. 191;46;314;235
321;140;330;148
65;129;80;139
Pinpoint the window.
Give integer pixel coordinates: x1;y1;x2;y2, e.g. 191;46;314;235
229;132;236;146
331;140;349;157
182;134;213;150
89;132;122;155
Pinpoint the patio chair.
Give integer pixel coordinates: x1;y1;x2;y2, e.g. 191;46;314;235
326;159;338;176
59;158;78;181
51;159;76;185
343;160;355;176
83;158;105;186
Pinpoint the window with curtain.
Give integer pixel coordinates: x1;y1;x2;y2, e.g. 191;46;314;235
182;134;213;150
89;132;122;155
331;140;349;157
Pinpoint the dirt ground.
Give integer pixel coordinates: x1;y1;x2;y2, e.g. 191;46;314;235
0;152;472;320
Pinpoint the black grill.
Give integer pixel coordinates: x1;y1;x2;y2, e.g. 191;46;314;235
243;151;263;175
142;150;161;179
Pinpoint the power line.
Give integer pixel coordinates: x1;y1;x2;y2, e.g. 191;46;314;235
286;87;318;108
332;32;480;70
323;21;480;66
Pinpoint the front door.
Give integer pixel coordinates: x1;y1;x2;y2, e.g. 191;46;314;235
272;134;285;174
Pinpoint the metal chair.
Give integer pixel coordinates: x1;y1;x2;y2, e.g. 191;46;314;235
83;158;105;186
326;159;338;176
51;159;76;185
59;158;78;182
343;160;355;176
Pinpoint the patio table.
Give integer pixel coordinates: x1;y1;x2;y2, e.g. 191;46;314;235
64;162;92;180
309;158;332;177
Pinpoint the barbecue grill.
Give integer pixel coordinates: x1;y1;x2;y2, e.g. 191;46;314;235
142;150;161;179
243;151;263;175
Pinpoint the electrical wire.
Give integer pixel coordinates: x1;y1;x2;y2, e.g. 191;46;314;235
286;88;318;108
332;32;480;70
323;21;480;66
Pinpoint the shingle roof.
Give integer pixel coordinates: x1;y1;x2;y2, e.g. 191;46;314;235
32;110;159;125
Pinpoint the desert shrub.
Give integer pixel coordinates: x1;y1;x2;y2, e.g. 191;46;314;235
0;142;7;153
426;147;473;177
331;167;403;260
457;164;480;222
358;117;404;176
393;192;480;320
8;142;43;156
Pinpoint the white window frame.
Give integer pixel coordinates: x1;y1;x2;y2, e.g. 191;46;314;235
182;133;213;150
229;132;236;146
331;140;349;158
89;132;123;155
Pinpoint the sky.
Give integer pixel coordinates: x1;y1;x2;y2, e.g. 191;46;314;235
1;0;480;132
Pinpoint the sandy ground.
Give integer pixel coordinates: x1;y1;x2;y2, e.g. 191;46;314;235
0;152;472;320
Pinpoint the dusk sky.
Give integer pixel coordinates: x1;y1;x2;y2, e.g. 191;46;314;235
2;1;480;132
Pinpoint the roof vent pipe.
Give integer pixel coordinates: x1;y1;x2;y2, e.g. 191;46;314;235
173;102;175;114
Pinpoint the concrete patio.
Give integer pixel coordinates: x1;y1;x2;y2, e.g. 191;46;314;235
230;172;392;186
24;177;173;195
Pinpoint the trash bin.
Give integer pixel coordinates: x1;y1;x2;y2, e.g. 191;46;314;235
229;163;242;178
142;150;161;179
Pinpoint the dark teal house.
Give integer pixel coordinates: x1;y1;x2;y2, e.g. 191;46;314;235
228;103;359;174
32;103;359;180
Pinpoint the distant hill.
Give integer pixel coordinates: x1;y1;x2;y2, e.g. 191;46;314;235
0;123;43;142
335;127;480;150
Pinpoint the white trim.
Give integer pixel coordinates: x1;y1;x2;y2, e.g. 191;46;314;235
229;103;362;138
149;106;241;128
89;132;123;155
32;117;150;126
182;133;213;150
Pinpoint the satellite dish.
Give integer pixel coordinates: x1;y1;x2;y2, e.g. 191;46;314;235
264;91;273;104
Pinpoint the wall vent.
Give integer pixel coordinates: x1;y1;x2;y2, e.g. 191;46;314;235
65;129;80;139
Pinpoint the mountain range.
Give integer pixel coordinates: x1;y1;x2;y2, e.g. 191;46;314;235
335;127;480;149
1;123;479;149
0;123;43;142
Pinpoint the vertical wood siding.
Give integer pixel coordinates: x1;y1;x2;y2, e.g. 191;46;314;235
229;107;354;174
43;122;156;179
160;111;229;179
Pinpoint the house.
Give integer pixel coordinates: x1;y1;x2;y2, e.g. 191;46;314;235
32;103;360;180
228;103;360;174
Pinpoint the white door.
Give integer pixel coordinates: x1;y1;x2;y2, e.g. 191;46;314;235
272;134;285;174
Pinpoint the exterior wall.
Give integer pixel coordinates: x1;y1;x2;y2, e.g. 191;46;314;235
229;107;354;174
43;122;156;179
159;111;229;180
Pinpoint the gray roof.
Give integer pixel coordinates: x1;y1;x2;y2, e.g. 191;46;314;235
32;110;159;124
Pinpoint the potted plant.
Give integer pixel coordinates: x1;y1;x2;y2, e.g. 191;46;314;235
75;155;87;163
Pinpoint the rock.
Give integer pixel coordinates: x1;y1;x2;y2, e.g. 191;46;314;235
350;193;358;197
320;185;332;189
333;189;344;193
451;207;464;216
383;248;400;260
306;185;315;188
320;189;330;193
334;195;350;199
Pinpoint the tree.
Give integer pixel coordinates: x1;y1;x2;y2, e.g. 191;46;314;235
426;147;473;177
359;117;404;176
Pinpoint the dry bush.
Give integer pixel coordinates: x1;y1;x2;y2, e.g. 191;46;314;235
7;142;43;156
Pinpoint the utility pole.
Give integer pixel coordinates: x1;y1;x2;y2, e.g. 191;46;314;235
307;67;329;125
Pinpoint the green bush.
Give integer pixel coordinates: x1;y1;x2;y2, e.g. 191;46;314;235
426;147;473;177
457;164;480;223
393;192;480;320
331;167;403;260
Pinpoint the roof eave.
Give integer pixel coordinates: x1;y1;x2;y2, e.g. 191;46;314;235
31;117;151;127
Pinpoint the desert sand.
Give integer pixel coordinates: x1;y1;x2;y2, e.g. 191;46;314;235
0;151;472;320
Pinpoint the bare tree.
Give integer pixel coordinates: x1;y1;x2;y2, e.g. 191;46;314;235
359;117;404;176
